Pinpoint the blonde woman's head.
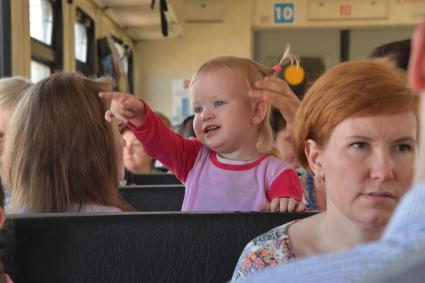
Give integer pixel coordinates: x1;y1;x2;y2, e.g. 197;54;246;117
3;72;132;212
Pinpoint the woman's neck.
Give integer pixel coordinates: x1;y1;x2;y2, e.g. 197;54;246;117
317;202;384;253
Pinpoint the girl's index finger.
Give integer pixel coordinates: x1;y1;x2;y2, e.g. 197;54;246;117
99;92;126;100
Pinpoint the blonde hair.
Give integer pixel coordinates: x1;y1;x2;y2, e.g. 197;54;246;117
2;72;133;213
293;60;419;172
0;77;32;109
189;48;298;153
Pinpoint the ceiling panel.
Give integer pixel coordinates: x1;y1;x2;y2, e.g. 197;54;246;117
93;0;183;40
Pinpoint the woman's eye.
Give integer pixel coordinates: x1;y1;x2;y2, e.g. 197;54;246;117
351;142;368;150
214;100;226;107
395;144;412;152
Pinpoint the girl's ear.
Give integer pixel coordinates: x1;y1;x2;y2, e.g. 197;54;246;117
251;100;268;125
305;139;324;178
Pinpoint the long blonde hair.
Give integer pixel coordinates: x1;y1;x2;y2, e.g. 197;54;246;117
2;72;133;213
0;77;32;110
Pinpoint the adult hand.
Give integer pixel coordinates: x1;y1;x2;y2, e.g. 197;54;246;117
248;77;300;127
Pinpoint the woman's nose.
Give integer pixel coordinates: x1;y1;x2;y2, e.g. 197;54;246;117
370;151;395;182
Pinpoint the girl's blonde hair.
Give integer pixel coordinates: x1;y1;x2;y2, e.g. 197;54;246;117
189;50;296;153
2;72;133;213
0;77;32;109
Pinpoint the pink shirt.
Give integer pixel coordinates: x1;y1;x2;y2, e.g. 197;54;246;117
130;104;302;211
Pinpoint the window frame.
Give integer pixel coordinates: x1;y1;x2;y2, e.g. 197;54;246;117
30;0;63;79
0;0;12;77
75;7;96;76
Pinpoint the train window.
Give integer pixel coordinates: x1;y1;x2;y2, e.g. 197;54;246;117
75;8;95;76
31;60;50;82
29;0;53;45
30;0;63;82
75;22;87;63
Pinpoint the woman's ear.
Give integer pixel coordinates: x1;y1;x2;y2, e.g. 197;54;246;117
251;100;268;125
305;139;324;178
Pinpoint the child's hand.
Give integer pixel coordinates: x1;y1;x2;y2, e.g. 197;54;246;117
99;92;146;127
258;197;306;212
248;77;300;127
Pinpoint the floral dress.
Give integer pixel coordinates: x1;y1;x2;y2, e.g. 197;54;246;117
232;221;296;281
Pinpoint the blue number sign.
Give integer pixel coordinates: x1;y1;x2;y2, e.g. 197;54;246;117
274;3;294;24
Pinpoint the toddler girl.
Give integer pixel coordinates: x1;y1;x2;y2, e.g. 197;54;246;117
101;56;303;212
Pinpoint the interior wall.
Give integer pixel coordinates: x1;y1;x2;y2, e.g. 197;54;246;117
254;29;340;70
254;26;415;72
134;0;254;118
350;26;415;60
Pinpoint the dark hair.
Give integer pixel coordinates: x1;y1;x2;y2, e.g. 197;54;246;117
369;39;411;71
269;108;287;137
178;115;196;139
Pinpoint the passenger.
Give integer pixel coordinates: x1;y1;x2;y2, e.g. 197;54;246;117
232;60;418;280
269;108;299;169
2;73;134;213
369;38;411;70
237;19;425;283
101;56;304;212
0;77;32;210
269;108;325;210
121;124;156;174
178;115;196;139
120;123;167;185
0;77;32;154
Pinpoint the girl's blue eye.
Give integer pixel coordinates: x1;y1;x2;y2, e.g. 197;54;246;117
193;107;203;114
214;100;226;107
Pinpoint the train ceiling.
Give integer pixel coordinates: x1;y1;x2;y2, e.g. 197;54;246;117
92;0;183;41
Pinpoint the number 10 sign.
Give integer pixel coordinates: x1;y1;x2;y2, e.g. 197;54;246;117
274;3;294;24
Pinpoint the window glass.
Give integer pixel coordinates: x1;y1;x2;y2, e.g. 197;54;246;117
31;60;50;82
30;0;53;45
75;21;88;62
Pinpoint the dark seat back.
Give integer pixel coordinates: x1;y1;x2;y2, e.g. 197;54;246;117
4;212;315;283
119;185;185;211
130;173;182;185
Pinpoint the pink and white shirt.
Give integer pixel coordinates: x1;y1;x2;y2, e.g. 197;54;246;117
130;104;302;212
